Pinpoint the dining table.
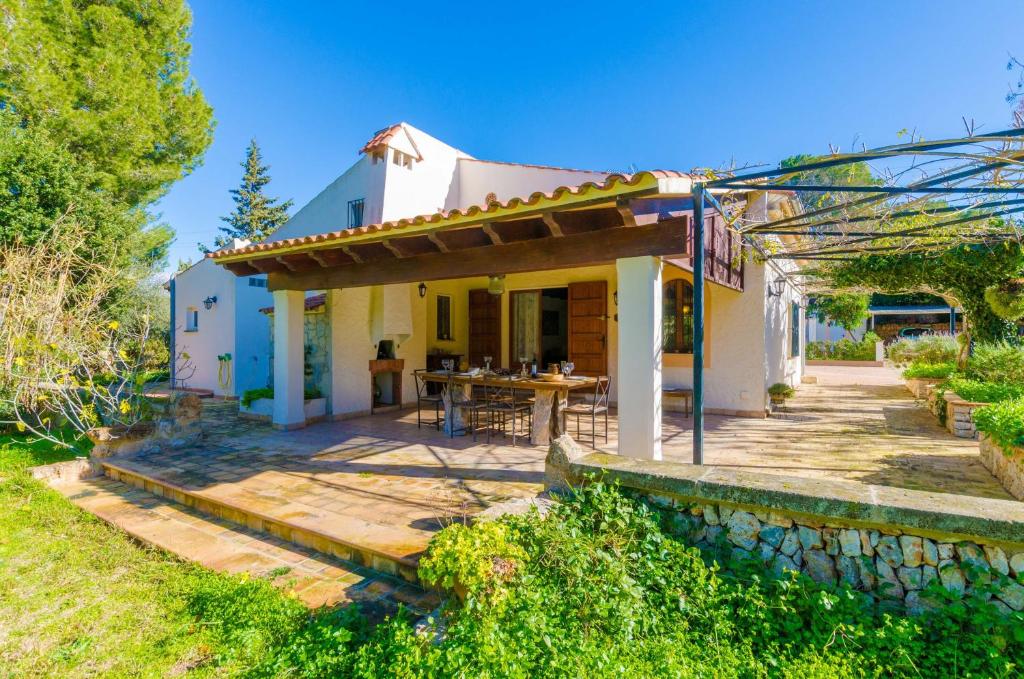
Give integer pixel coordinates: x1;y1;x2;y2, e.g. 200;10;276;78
419;371;597;445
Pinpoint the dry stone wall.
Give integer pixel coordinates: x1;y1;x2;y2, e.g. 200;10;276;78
658;496;1024;614
980;435;1024;500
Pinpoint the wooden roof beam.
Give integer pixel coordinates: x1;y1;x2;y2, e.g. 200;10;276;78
427;232;449;253
616;199;637;227
340;245;363;264
541;212;564;237
381;240;405;258
481;223;503;245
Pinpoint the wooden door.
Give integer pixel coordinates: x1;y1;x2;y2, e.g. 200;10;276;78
568;281;607;377
468;289;501;368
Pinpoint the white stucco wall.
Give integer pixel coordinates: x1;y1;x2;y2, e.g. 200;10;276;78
328;284;427;417
233;276;272;395
270;155;385;241
763;260;804;392
452;159;608;210
172;258;237;396
661;262;770;416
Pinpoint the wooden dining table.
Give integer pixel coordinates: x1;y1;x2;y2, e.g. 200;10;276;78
420;371;597;445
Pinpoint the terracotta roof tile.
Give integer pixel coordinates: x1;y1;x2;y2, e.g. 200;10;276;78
208;170;691;262
258;292;326;315
360;124;402;154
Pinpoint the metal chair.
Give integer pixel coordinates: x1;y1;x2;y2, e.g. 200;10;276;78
413;369;443;430
564;376;610;447
484;375;533;446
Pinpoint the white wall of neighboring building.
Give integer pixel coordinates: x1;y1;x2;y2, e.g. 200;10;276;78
172;258;237;396
171;259;272;397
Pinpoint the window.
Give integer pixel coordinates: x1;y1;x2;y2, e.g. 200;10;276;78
436;295;452;341
248;277;267;288
790;302;801;357
662;279;694;353
348;198;365;228
370;148;385;164
185;307;199;332
392;149;414;169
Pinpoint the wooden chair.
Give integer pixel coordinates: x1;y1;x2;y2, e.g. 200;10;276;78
564;376;611;447
413;369;443;430
484;375;533;446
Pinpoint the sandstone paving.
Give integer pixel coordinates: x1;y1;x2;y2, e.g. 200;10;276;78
87;367;1010;590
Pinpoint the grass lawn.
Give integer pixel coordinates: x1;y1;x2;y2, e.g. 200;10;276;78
0;435;330;677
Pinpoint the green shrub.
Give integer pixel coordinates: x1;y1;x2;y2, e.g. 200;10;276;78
967;341;1024;384
945;377;1024;404
886;333;958;365
806;331;880;361
974;398;1024;453
901;361;957;379
767;382;795;399
344;481;1024;677
241;386;322;408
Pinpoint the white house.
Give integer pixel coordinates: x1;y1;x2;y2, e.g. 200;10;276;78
174;122;805;458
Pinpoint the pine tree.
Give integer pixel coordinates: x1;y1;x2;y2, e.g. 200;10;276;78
204;139;292;252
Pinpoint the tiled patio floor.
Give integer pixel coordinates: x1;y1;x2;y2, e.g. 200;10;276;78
112;366;1009;569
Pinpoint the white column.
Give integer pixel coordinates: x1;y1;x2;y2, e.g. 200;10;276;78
272;289;306;429
615;256;663;460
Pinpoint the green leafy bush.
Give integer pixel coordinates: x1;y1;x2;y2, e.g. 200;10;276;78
241;386;322;408
886;333;958;365
945;377;1024;404
350;482;1024;677
966;341;1024;384
806;331;880;361
974;398;1024;453
901;361;957;379
767;382;795;399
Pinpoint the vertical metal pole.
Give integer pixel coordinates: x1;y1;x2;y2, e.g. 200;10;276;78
692;184;705;465
949;306;955;335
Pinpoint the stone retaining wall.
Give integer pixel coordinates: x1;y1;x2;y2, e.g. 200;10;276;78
980;435;1024;501
905;377;943;400
548;445;1024;614
944;393;984;439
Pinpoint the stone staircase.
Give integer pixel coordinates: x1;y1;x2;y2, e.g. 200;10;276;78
55;473;439;614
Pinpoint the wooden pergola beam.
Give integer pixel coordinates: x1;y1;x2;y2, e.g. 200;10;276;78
268;217;689;291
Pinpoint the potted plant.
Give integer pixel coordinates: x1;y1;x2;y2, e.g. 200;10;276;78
768;382;795;406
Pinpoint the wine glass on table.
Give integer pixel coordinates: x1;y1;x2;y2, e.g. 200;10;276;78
483;356;492;373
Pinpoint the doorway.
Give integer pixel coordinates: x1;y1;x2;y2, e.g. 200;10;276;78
509;288;569;371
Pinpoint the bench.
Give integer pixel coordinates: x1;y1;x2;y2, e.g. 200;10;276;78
663;387;693;417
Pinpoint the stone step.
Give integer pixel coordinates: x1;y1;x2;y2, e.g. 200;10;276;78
101;460;430;584
56;475;439;613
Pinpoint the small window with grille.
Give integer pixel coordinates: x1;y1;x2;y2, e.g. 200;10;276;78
348;198;365;228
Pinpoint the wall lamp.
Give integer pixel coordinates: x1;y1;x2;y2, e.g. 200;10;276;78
613;290;618;306
203;295;218;310
768;274;787;299
418;282;427;298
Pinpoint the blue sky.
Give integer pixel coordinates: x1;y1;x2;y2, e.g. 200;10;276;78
157;1;1024;272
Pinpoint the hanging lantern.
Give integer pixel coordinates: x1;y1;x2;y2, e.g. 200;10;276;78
487;275;506;295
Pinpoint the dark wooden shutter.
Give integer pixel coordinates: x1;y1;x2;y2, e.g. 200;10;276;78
468;289;501;368
568;281;607;377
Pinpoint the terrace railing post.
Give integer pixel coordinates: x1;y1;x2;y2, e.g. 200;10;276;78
692;183;705;466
